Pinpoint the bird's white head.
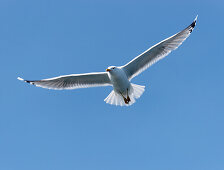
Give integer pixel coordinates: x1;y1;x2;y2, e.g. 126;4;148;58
106;66;118;73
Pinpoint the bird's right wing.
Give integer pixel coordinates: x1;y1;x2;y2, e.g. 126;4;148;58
122;16;198;80
18;72;111;90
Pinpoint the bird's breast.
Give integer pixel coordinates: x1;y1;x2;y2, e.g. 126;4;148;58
109;70;130;93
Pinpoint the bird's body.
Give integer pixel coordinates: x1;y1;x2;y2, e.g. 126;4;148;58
18;16;198;106
107;67;130;95
106;66;135;105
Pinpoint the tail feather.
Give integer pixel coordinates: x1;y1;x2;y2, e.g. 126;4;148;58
104;83;145;106
132;83;145;99
104;90;126;106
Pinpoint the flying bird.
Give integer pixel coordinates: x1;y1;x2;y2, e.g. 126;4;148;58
18;16;198;106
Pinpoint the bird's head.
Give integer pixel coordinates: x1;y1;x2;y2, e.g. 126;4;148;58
106;66;118;73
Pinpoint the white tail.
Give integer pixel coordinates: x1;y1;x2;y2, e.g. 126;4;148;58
104;83;145;106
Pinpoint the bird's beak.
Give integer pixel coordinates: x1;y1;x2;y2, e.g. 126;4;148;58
106;69;111;72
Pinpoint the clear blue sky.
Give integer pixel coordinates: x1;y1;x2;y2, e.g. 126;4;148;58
1;0;223;170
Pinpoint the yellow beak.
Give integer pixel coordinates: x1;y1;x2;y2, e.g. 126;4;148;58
106;69;111;72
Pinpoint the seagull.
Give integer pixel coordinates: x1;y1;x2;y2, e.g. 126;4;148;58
18;16;198;106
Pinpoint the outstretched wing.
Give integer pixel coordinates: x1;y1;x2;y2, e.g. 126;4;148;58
122;16;198;80
18;72;111;90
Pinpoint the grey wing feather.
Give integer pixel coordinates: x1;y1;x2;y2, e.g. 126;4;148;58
18;72;111;90
122;16;198;80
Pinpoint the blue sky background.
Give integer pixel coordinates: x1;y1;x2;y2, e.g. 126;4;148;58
1;0;224;170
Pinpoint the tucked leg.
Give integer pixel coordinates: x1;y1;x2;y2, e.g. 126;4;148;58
126;88;130;103
120;92;130;104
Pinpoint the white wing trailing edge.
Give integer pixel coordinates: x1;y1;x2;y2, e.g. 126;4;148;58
17;72;111;90
122;15;198;80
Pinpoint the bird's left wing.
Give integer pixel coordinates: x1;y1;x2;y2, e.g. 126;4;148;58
18;72;111;90
122;16;198;80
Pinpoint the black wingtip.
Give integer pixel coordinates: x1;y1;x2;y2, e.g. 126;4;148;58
25;80;35;85
17;77;35;85
189;15;198;33
25;80;30;83
190;20;196;28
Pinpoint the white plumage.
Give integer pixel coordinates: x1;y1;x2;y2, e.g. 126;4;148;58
104;83;145;106
18;16;197;106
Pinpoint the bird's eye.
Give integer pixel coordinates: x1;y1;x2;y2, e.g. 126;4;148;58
112;67;115;69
